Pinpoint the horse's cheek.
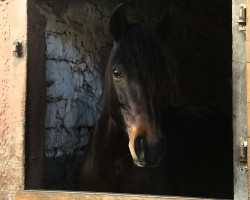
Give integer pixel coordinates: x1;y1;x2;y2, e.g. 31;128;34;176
115;84;128;105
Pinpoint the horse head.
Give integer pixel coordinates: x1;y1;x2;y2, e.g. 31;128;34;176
106;4;175;167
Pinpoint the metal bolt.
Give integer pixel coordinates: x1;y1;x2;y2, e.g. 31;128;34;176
13;42;23;58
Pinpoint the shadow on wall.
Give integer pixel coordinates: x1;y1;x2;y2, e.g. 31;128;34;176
36;0;231;190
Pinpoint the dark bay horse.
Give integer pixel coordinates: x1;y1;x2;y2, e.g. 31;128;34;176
79;4;233;198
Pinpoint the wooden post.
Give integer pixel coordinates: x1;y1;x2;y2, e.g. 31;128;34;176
25;0;46;189
247;0;250;198
0;0;27;199
232;0;248;198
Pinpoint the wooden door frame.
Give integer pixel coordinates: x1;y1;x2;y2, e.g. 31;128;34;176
15;190;225;200
246;0;250;198
233;0;249;199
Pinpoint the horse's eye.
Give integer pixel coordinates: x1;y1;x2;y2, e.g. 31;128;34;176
113;68;122;79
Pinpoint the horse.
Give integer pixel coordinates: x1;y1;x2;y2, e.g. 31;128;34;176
78;4;233;198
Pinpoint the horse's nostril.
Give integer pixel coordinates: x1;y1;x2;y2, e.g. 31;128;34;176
134;135;146;160
140;138;145;150
133;135;165;167
135;135;145;146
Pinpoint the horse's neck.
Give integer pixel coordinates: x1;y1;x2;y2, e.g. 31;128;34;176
83;113;128;172
79;113;128;191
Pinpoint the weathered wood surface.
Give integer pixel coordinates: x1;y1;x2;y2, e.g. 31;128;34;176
247;0;250;198
15;190;224;200
25;0;46;189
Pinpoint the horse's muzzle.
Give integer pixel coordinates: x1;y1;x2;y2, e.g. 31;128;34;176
133;135;165;167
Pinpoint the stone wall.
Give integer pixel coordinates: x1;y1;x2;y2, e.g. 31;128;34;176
43;1;105;188
45;16;103;158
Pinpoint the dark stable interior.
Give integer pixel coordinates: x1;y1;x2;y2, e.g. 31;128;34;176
26;0;232;198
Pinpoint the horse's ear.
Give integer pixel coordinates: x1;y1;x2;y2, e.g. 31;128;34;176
156;6;172;41
110;3;128;41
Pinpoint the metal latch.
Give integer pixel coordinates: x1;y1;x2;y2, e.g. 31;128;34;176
240;141;247;166
238;5;246;31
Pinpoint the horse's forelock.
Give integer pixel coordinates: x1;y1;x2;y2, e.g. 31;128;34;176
110;24;175;93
